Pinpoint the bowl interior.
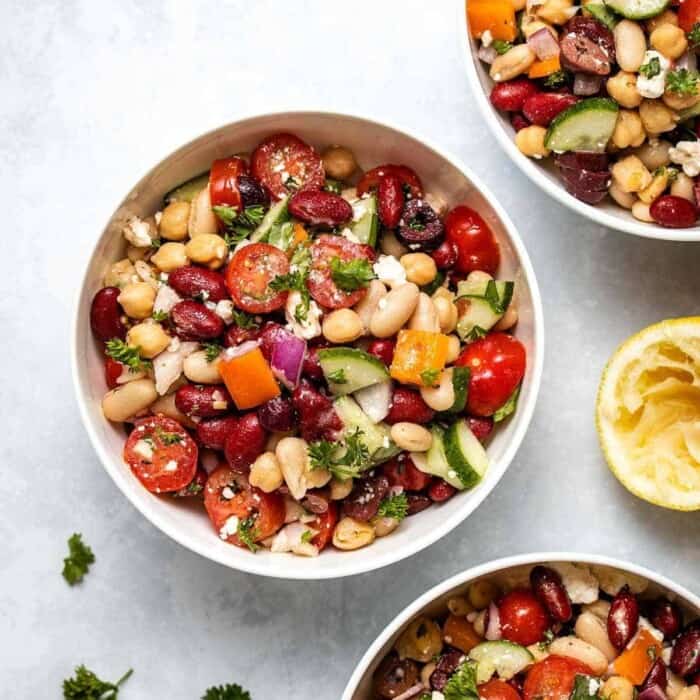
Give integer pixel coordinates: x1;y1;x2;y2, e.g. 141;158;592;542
74;112;543;579
344;554;700;699
459;4;700;241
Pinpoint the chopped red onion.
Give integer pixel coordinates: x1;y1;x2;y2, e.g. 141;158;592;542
478;45;498;65
677;51;697;72
574;73;603;96
394;684;425;700
527;27;560;60
485;601;502;640
222;339;260;361
270;329;306;390
638;686;667;700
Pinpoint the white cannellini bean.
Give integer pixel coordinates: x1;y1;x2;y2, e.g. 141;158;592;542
369;283;420;338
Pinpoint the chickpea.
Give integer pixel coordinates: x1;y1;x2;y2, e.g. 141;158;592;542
329;477;353;500
490;44;536;82
611;155;652;193
188;187;219;237
433;295;458;334
126;245;151;263
371;515;400;537
390;422;433;452
612;110;646;150
663;89;700;112
632;200;654;222
126;321;170;358
646;8;678;32
638;167;670;204
159;201;191;241
400;253;437;286
468;579;500;609
249;452;284;493
515;125;551;159
634;139;672;170
601;677;634;700
608;181;637;209
639;99;678;135
118;282;156;319
447;596;473;617
183;350;221;384
606;72;642;109
102;378;157;422
395;617;443;662
671;172;696;203
650;23;688;60
134;259;160;289
321;145;357;181
445;334;461;364
185;233;227;269
536;0;573;24
322;308;363;343
332;517;375;551
104;258;137;288
151;242;189;272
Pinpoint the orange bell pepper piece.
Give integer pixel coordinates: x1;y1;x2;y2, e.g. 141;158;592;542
390;330;449;386
529;55;561;78
292;223;308;247
466;0;517;41
613;629;663;685
219;347;280;410
443;614;481;653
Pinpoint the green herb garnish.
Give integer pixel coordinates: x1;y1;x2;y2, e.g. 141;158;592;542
309;429;371;481
570;675;600;700
666;68;700;96
329;257;376;291
544;70;567;88
236;516;260;553
639;56;661;79
62;533;95;586
215;204;266;247
444;660;479;700
493;384;521;423
63;665;132;699
377;493;409;521
152;309;169;322
420;368;441;387
105;339;150;372
203;342;222;363
155;427;184;445
301;530;313;543
323;179;343;194
688;22;700;48
327;368;348;384
231;309;259;329
202;683;251;700
492;39;513;55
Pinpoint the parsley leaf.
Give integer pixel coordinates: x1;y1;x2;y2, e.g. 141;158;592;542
202;683;251;700
444;660;479;700
236;516;260;553
215;204;266;248
231;309;259;329
570;675;600;700
327;368;348;384
377;493;409;521
270;243;313;320
492;39;513;55
323;178;343;194
666;68;700;96
203;342;222;363
301;529;313;543
688;22;700;48
308;429;371;481
150;238;162;250
105;339;150;372
62;533;95;586
267;221;295;251
420;368;440;387
63;665;133;699
154;427;184;445
421;270;445;297
151;309;169;322
640;56;661;79
329;257;376;291
466;326;488;342
544;70;567;88
493;384;521;423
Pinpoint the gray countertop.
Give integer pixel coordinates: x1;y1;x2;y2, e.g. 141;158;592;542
2;1;699;697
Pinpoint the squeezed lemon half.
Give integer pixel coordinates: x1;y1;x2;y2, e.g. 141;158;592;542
596;318;700;511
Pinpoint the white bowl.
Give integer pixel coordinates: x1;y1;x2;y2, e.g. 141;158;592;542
343;552;700;698
71;110;544;580
458;4;700;241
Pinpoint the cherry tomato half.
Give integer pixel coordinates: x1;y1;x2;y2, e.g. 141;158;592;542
124;415;198;493
225;242;289;314
679;0;700;31
479;679;523;700
209;156;249;210
251;133;324;200
523;656;594;700
445;205;500;275
455;333;526;417
356;164;424;199
310;501;338;551
204;466;285;548
498;589;550;646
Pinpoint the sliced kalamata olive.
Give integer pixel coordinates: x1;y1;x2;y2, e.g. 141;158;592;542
555;152;609;172
237;174;270;208
557;165;611;193
397;199;445;250
373;654;419;699
430;648;465;691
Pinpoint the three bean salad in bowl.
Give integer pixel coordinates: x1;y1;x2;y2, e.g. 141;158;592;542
86;127;532;562
464;0;700;235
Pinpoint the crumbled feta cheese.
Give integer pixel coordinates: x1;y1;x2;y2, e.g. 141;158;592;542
219;515;239;540
152;340;197;395
215;300;235;324
285;290;323;340
588;679;600;696
341;227;361;244
168;337;180;353
481;30;493;47
270;522;319;556
548;562;600;604
123;216;154;248
373;254;407;288
222;486;235;500
153;284;182;315
639;616;664;642
590;565;648;596
669;141;700;177
133;439;154;461
637;51;670;99
205;300;216;311
432;692;446;700
164;460;177;472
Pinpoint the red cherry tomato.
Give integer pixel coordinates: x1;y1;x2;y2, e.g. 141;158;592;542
203;466;285;548
523;656;594;700
479;679;522;700
225;242;289;314
498;589;550;646
455;333;526;417
209;156;248;210
356;164;424;199
679;0;700;31
251;133;324;200
307;234;376;309
445;205;500;275
124;416;198;493
310;501;338;551
105;357;123;389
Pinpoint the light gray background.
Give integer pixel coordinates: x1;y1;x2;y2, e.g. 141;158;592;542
2;1;699;697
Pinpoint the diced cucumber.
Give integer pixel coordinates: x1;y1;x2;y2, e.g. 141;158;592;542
447;367;470;414
333;396;398;463
545;98;619;154
250;196;290;243
318;347;390;395
267;221;295;251
417;426;465;490
456;278;514;342
443;419;489;490
603;0;668;19
583;3;619;28
350;195;379;247
164;173;209;204
469;642;534;684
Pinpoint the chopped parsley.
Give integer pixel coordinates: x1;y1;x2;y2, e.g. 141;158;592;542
420;368;441;387
267;221;295;251
231;308;259;329
202;683;251;700
215;204;266;247
236;516;260;553
688;22;700;48
329;257;376;291
493;384;521;423
308;429;371;480
570;675;600;700
270;243;312;321
284;174;300;191
301;529;313;543
63;665;132;699
62;533;95;586
154;427;184;445
377;493;409;521
639;56;661;79
543;70;568;88
203;342;222;363
666;68;700;96
151;309;169;322
466;326;488;342
492;39;513;55
323;179;343;194
327;368;348;384
105;339;150;372
150;238;162;250
444;660;479;700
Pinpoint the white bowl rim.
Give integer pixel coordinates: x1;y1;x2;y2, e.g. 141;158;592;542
342;550;700;698
71;108;544;580
457;2;700;242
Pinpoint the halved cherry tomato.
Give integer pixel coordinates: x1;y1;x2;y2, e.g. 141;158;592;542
105;357;123;389
251;133;324;200
498;589;549;645
225;242;289;314
445;205;500;275
209;156;248;210
203;466;285;548
356;164;424;199
310;501;338;551
523;656;594;700
679;0;700;31
124;415;198;493
455;333;526;417
307;234;376;309
480;679;523;700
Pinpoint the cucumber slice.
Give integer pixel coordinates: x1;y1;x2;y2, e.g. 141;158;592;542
250;196;290;243
350;195;379;247
545;98;619;154
604;0;668;19
443;419;489;490
414;427;466;490
164;173;209;204
583;3;619;28
456;278;514;342
318;347;390;395
469;641;534;684
447;367;470;414
333;396;398;463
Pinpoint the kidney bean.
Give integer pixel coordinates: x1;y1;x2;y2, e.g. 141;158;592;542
670;627;700;677
302;342;329;381
288;190;353;227
468;416;494;443
406;493;432;515
171;300;224;340
511;113;530;132
168;266;228;303
224;324;260;347
292;379;343;442
431;648;465;691
90;287;126;341
377;174;404;228
301;488;330;514
342;475;390;521
432;240;458;270
608;585;639;650
383;454;433;492
257;395;295;432
223;412;267;474
523;92;579;127
175;384;232;418
196;415;239;450
650;195;698;228
237;174;269;208
642;659;668;691
530;565;573;623
647;598;683;640
367;339;396;366
490;78;539;112
172;467;208;497
428;479;457;503
104;357;124;389
373;654;419;699
385;388;435;425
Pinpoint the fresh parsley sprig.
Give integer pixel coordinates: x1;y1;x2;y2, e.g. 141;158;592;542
236;516;260;553
231;308;259;329
203;342;222;363
329;257;376;291
688;22;700;48
152;309;169;322
105;339;151;372
62;533;95;586
639;56;661;79
308;429;371;481
420;368;440;387
214;204;266;248
444;660;479;700
202;683;251;700
270;243;313;322
666;68;700;96
63;665;132;699
377;493;409;521
543;70;567;88
492;39;513;55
